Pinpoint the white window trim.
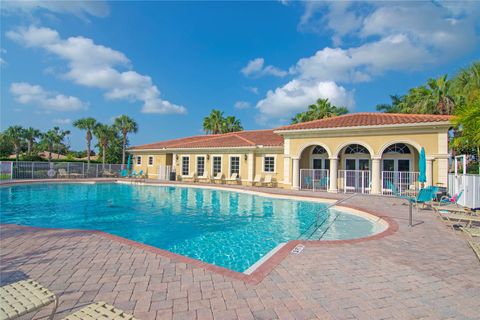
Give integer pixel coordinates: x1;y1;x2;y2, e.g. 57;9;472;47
228;154;242;177
147;155;154;167
181;156;191;177
263;154;276;173
136;155;142;166
211;154;223;177
195;154;207;177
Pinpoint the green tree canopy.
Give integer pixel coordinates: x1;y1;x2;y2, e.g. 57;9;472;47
291;98;349;124
203;109;243;134
73;117;97;166
114;115;138;165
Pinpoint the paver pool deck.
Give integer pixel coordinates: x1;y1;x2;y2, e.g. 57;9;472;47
1;180;479;320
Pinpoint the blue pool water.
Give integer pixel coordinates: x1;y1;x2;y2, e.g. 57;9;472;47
0;183;383;272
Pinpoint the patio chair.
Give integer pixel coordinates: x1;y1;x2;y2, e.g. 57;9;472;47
434;210;480;229
129;170;137;178
0;279;58;320
303;175;313;189
58;169;69;179
262;175;273;187
61;301;136;320
316;176;329;189
226;173;239;184
460;226;480;238
439;190;464;206
102;170;116;178
119;169;129;178
198;172;211;183
253;174;262;186
385;181;409;199
213;172;224;184
406;187;437;213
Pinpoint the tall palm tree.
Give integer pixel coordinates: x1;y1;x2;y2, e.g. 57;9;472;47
113;115;138;166
4;126;24;161
22;127;42;156
203;109;225;134
94;124;116;169
222;116;243;133
375;95;404;113
73;117;97;166
291;98;348;124
40;129;59;162
452;61;480;104
51;126;70;159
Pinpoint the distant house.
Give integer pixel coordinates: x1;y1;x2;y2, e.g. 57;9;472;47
129;113;452;193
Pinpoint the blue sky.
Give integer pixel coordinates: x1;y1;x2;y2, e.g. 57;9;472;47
1;1;479;151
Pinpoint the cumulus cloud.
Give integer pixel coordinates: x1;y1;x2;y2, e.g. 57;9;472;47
10;82;87;112
241;58;288;78
1;0;110;19
53;118;72;125
234;101;251;109
7;25;187;114
256;1;480;122
257;80;354;120
245;86;259;94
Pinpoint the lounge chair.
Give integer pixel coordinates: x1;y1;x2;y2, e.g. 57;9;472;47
439;190;464;207
460;226;480;238
468;241;480;262
253;174;262;186
62;301;136;320
435;211;480;229
129;170;137;178
182;173;197;182
406;187;437;212
315;176;329;190
226;173;239;184
198;173;212;183
302;175;313;189
119;169;129;178
102;170;116;178
0;279;58;320
263;175;273;187
213;172;224;184
58;168;69;179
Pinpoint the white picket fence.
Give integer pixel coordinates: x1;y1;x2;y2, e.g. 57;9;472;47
300;169;329;191
448;173;480;209
0;161;124;180
338;170;371;194
381;171;420;196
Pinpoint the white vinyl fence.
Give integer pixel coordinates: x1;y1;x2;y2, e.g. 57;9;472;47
300;169;329;191
382;171;420;196
448;173;480;209
338;170;371;194
156;165;174;181
0;161;124;180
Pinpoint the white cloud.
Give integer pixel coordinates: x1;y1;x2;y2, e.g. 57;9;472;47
7;25;187;114
1;0;109;19
256;1;480;122
241;57;288;78
53;118;72;125
257;80;354;120
234;101;251;109
10;82;87;112
245;86;259;94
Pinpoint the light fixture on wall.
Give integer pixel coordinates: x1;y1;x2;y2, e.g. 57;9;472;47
175;155;179;160
244;154;248;161
207;154;210;160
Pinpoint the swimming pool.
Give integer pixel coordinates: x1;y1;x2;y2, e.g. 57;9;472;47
0;183;386;272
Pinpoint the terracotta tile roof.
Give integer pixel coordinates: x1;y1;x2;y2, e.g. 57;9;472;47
275;113;452;131
130;129;284;150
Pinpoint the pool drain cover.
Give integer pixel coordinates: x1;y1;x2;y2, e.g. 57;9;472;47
291;244;305;255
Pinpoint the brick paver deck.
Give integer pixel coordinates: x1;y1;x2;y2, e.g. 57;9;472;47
1;181;479;319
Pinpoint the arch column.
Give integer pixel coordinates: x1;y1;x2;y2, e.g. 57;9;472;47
292;157;300;190
328;157;338;193
426;157;434;186
371;157;381;195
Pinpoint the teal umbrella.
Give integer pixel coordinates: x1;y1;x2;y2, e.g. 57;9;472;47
418;147;427;184
127;154;132;171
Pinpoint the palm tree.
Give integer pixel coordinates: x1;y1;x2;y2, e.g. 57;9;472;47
40;129;59;162
113;115;138;166
452;61;480;104
375;95;404;113
452;98;480;172
4;126;24;161
51;126;70;159
222;116;243;133
94;124;116;169
290;98;348;124
73;117;97;166
203;109;225;134
22;127;42;156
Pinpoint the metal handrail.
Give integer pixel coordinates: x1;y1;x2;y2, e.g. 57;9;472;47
300;193;358;240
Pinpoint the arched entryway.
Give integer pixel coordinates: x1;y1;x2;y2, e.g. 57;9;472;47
298;145;330;191
337;143;373;193
380;142;420;195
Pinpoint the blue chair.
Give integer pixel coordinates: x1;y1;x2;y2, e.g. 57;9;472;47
385;181;409;199
129;170;137;178
316;176;329;189
303;176;313;189
119;169;129;178
439;190;463;206
407;187;437;212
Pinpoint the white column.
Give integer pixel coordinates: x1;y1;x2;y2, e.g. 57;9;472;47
426;157;434;186
247;153;254;183
371;158;381;195
283;157;290;184
328;158;338;193
292;157;300;190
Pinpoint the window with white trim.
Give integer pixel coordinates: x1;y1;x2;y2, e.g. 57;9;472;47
182;156;190;176
136;156;142;165
264;156;275;173
148;156;154;166
197;156;205;177
230;156;240;175
213;156;222;175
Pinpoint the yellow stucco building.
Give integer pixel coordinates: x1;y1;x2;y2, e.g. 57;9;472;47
129;113;452;195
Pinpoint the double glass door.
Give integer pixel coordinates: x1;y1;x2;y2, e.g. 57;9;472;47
344;158;370;190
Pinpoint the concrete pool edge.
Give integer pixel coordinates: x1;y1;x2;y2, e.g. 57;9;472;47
0;179;399;285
